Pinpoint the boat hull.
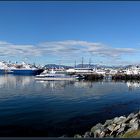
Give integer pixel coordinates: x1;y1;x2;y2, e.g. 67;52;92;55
0;69;13;74
11;69;44;76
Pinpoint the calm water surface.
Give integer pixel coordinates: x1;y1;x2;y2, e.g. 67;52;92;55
0;75;140;136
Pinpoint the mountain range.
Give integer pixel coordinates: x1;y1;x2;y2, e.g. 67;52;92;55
44;64;135;69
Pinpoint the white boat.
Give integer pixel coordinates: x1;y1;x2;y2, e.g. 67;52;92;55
66;68;94;74
35;69;76;81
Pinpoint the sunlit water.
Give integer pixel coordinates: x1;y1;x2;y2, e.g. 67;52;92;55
0;75;140;136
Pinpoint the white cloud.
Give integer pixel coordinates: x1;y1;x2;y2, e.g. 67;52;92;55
0;42;41;56
38;40;137;58
0;40;138;64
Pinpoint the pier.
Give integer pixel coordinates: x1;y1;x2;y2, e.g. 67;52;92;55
70;73;140;81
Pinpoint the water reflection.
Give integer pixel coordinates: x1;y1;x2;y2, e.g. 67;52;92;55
36;80;75;89
74;81;93;88
126;81;140;90
0;75;34;88
0;75;137;91
1;75;140;92
0;76;140;136
36;80;94;90
0;75;140;100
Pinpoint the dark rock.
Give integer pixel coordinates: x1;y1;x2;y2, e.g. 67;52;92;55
113;117;119;123
105;134;110;137
113;116;126;124
127;113;135;119
89;131;94;137
83;132;91;138
117;127;125;134
91;123;104;133
133;113;138;118
129;118;138;124
59;134;68;138
74;111;140;138
108;125;121;137
74;134;82;138
104;119;113;127
127;121;139;133
116;124;127;136
94;129;101;138
110;130;118;137
103;128;110;136
107;124;116;131
114;124;121;131
124;113;135;123
121;123;126;127
99;131;105;138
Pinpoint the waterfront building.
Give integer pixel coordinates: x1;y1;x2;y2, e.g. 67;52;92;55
125;66;140;75
109;69;118;75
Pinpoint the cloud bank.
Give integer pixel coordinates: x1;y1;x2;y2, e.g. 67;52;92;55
39;40;137;58
0;40;138;64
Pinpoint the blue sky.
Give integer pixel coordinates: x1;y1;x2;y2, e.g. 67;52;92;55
0;1;140;66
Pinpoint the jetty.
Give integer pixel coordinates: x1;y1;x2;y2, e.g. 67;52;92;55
74;111;140;138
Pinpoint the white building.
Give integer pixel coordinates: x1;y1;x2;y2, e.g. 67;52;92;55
95;69;106;75
125;66;140;75
109;69;118;75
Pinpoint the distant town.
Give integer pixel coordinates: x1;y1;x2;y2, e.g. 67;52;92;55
0;60;140;76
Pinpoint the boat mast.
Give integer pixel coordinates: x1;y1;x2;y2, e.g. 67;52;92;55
75;60;76;68
82;57;84;68
59;60;61;69
89;58;92;68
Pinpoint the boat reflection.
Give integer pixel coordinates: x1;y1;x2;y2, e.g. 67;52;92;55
0;75;140;93
74;81;93;88
126;81;140;90
36;80;94;90
36;80;75;89
0;75;34;88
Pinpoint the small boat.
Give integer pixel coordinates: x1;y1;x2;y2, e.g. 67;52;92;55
74;74;85;80
35;69;76;81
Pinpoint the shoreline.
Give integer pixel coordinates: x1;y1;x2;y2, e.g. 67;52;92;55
74;111;140;138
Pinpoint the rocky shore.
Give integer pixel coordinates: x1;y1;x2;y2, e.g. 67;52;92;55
74;111;140;138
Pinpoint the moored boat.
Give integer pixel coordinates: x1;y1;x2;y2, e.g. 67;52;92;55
0;61;14;74
35;69;76;81
0;61;43;75
10;62;43;75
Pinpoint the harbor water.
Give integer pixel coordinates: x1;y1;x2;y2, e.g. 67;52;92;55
0;75;140;136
